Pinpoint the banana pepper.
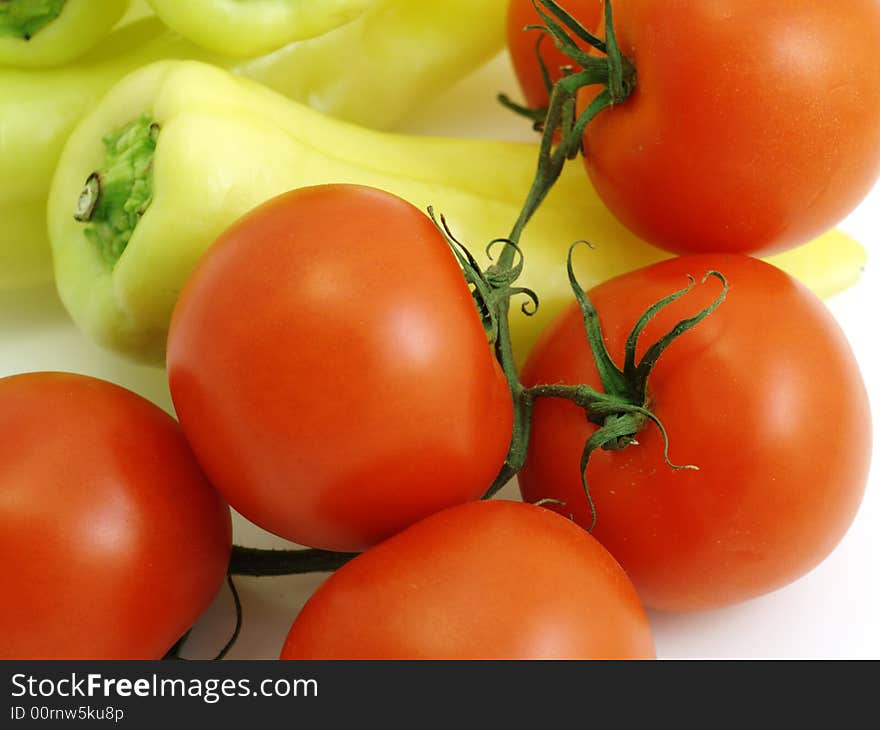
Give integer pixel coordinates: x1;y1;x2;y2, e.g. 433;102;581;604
234;0;507;129
0;19;212;289
48;61;867;365
2;0;506;289
0;0;130;68
146;0;378;58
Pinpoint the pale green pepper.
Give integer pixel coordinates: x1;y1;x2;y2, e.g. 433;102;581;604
48;61;866;364
0;19;213;289
2;0;506;289
0;0;130;68
147;0;377;58
239;0;507;129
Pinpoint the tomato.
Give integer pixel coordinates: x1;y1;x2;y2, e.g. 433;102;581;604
0;372;231;660
507;0;603;110
167;185;513;553
280;500;655;659
578;0;880;255
519;255;871;611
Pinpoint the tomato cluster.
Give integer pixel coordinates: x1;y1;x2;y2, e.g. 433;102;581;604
2;0;876;660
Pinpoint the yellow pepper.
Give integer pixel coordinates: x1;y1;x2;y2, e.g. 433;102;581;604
2;1;507;289
48;61;866;364
239;0;508;128
146;0;378;58
0;0;130;68
0;19;212;289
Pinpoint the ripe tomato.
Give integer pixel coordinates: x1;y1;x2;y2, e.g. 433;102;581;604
0;372;231;660
578;0;880;255
167;185;513;553
507;0;603;110
519;255;871;611
280;500;655;659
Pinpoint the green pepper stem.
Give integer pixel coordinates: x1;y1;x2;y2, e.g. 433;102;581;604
0;0;66;41
75;114;159;266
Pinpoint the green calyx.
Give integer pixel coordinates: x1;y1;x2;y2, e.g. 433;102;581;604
501;0;636;263
74;114;159;267
430;208;538;348
499;0;636;151
527;245;729;530
0;0;66;40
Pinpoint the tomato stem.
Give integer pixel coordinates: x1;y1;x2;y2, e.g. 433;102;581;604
213;575;243;660
481;0;636;495
443;1;727;530
228;545;356;576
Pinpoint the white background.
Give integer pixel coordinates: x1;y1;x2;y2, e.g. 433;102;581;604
2;53;877;659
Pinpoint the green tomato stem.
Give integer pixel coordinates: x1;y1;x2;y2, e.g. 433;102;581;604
481;0;636;493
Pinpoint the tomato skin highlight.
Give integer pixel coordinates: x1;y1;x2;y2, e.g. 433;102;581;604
280;500;655;659
519;255;871;611
507;0;603;110
167;184;514;553
0;372;232;660
578;0;880;256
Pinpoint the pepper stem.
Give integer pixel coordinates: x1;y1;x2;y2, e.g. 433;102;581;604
74;114;159;266
0;0;66;41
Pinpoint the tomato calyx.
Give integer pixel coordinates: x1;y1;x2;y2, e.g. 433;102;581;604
428;209;539;499
430;208;539;347
524;246;729;530
500;0;635;159
505;0;634;251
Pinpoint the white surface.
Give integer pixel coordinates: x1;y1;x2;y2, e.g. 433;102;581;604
2;53;877;660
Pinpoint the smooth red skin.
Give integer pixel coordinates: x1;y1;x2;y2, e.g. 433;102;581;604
507;0;604;109
519;255;871;611
167;185;513;553
579;0;880;255
0;373;231;660
281;500;655;659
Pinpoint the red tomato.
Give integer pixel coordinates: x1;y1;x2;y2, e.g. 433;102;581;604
507;0;603;110
280;500;655;659
519;255;871;611
0;372;231;660
578;0;880;255
167;185;513;553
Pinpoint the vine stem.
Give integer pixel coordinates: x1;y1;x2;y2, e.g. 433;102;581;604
228;545;356;576
484;0;635;494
